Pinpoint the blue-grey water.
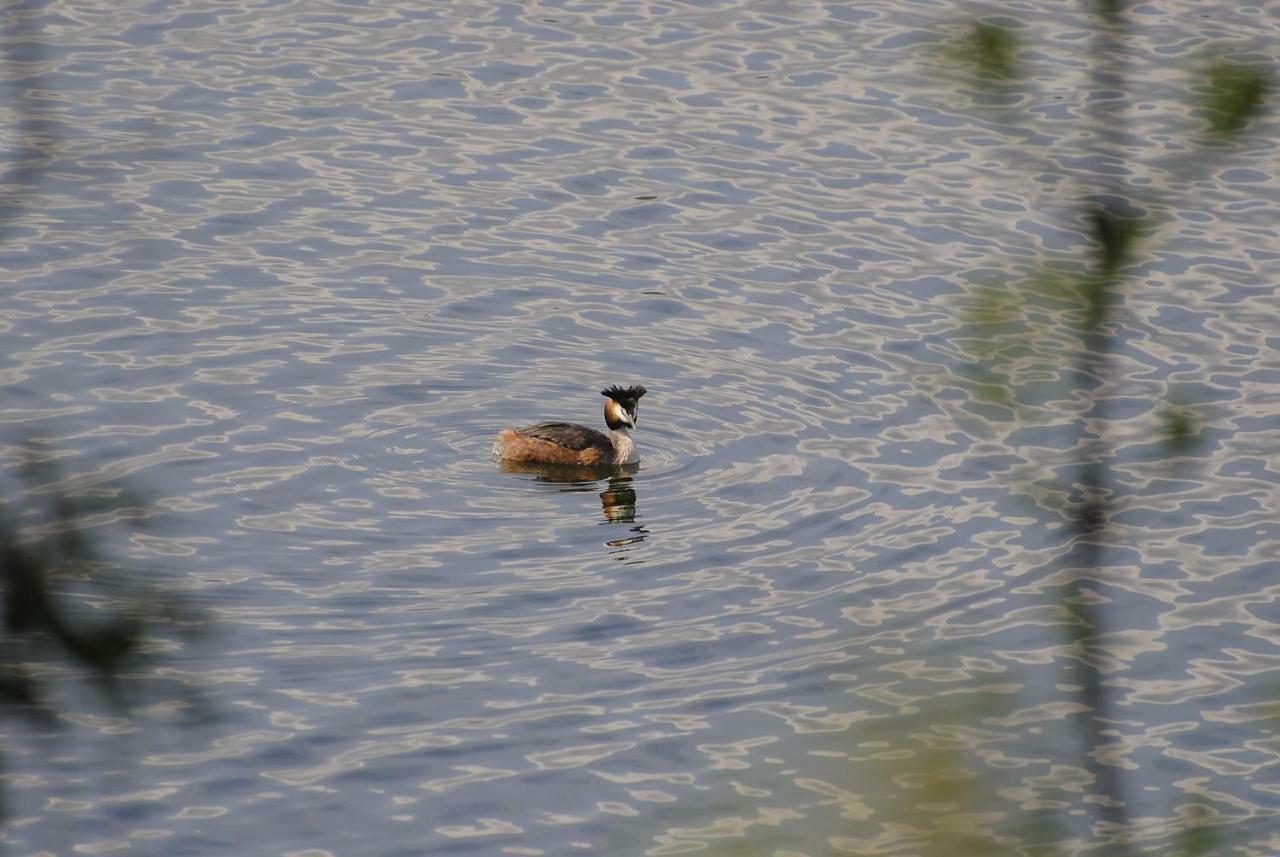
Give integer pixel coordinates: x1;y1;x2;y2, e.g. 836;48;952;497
2;1;1278;855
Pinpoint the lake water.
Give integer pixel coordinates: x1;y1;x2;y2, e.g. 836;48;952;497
2;1;1278;855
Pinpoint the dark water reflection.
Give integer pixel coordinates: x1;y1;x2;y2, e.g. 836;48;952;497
499;459;644;525
2;0;1279;855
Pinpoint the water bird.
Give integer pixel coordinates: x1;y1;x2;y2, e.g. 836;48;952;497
494;385;647;466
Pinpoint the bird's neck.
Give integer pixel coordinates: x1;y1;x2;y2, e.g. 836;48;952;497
610;427;637;464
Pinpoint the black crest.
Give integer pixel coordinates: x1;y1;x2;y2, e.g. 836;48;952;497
600;384;647;403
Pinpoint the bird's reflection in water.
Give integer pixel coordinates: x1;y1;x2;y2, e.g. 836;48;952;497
497;460;649;554
598;477;637;524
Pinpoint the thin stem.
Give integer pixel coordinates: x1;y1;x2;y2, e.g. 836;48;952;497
1070;0;1133;849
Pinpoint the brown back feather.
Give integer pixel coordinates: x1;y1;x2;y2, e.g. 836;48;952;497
518;422;611;451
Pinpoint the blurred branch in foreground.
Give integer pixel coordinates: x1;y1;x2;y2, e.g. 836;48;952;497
0;453;208;827
1203;58;1269;135
1;1;212;837
950;3;1272;855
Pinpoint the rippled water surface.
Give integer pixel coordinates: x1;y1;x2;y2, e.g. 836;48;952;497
3;1;1279;854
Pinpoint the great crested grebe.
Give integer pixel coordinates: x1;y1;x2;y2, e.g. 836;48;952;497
493;385;647;467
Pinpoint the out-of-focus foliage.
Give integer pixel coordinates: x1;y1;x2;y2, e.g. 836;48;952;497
1175;802;1219;857
1086;206;1141;280
697;10;1271;857
1;459;199;708
0;3;210;834
957;266;1100;416
1204;58;1269;134
0;456;204;824
966;21;1018;81
928;9;1267;857
1093;0;1123;22
952;27;1268;456
948;19;1020;93
1160;401;1198;457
